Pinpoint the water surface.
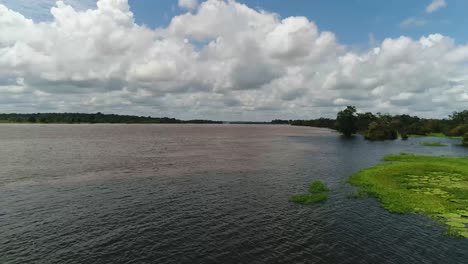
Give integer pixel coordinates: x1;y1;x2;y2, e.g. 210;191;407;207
1;124;467;263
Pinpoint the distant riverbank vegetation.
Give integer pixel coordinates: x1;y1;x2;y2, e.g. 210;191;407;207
0;113;225;124
0;113;293;125
292;106;468;145
349;154;468;238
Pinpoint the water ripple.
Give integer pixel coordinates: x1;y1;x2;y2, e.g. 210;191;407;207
0;124;467;263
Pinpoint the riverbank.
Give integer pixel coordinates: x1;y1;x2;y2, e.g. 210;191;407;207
349;153;468;238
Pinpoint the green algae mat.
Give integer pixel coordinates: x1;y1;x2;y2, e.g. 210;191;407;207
290;180;329;205
349;153;468;238
421;142;447;147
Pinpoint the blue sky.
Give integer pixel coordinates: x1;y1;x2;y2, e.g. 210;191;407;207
128;0;468;46
0;0;467;120
2;0;467;46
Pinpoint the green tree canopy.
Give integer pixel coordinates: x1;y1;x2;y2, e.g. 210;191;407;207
336;106;358;137
364;119;398;141
450;110;468;124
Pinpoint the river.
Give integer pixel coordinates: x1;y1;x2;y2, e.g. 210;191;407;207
1;124;467;263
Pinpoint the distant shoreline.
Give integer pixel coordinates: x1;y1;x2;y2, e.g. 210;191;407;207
0;112;290;125
0;122;291;125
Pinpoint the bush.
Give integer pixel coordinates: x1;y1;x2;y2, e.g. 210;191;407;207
400;131;409;140
365;120;398;141
448;124;468;137
463;133;468;147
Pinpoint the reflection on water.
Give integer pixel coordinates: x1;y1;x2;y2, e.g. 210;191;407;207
0;124;467;263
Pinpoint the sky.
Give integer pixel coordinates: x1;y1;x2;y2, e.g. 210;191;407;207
0;0;467;121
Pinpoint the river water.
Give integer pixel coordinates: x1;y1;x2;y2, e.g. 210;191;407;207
1;124;467;263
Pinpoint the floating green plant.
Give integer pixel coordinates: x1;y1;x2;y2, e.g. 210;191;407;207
309;180;329;193
349;153;468;238
421;142;448;147
409;133;462;139
427;133;462;139
289;192;328;204
290;180;329;205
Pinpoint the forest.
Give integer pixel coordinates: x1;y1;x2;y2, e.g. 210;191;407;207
291;107;468;145
0;113;222;124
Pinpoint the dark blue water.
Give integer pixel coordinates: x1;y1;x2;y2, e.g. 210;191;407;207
1;124;467;264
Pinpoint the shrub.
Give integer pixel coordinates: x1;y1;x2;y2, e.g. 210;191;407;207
365;120;398;141
463;132;468;147
448;124;468;137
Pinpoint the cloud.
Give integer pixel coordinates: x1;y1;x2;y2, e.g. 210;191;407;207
426;0;447;13
178;0;198;10
0;0;96;21
400;17;427;28
0;0;467;120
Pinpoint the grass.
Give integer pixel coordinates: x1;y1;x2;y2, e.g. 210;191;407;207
409;133;462;139
349;153;468;238
290;180;329;205
421;142;448;147
427;133;462;139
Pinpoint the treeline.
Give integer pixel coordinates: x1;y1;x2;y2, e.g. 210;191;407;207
291;107;468;145
0;113;222;124
289;118;336;129
335;107;468;140
0;113;297;125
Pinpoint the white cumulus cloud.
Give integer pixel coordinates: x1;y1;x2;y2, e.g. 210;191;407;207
400;17;427;28
0;0;467;120
426;0;447;13
178;0;198;10
0;0;96;20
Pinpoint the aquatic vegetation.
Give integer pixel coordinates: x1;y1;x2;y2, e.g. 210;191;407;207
409;133;462;139
289;192;328;204
290;180;329;205
421;142;448;147
427;133;462;139
309;180;329;193
349;154;468;238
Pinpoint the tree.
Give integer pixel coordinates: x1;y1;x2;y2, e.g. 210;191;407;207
356;112;377;132
450;110;468;124
27;116;37;123
336;106;358;137
364;119;398;141
448;124;468;137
